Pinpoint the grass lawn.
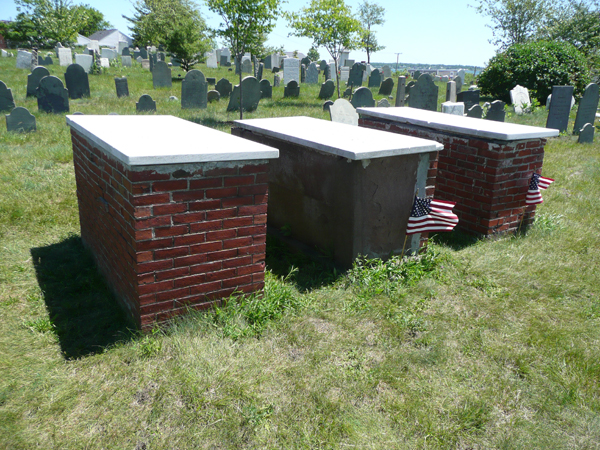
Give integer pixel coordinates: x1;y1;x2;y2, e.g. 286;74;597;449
1;55;599;449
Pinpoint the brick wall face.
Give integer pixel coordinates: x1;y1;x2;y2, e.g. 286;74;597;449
359;118;546;236
71;130;268;330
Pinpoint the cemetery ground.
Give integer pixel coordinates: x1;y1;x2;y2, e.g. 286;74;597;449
1;57;599;449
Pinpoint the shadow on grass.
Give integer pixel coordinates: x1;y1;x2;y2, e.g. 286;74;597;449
187;117;235;128
430;228;480;251
31;235;135;360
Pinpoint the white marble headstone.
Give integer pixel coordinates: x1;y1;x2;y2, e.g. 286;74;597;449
329;99;359;126
100;58;110;68
89;40;99;53
58;48;72;66
340;67;349;83
117;41;128;55
283;57;300;85
16;50;32;69
441;101;465;116
206;51;218;68
75;54;94;73
510;85;531;115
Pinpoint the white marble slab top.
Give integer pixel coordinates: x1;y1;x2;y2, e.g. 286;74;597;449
357;107;560;141
66;115;279;166
234;116;443;160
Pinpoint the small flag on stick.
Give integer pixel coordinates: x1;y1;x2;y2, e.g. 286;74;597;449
406;197;459;235
526;173;554;205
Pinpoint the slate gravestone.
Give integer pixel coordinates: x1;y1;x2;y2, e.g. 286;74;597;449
578;123;594;143
221;48;231;64
39;55;53;66
207;90;220;103
573;83;599;134
546;85;575;132
259;79;272;99
382;65;392;78
485;100;506;122
408;74;439;111
140;47;148;59
102;48;117;60
115;77;129;98
227;76;261;112
220;55;228;66
171;56;181;67
413;70;421;80
441;101;464;116
256;63;263;81
446;81;457;103
119;55;132;67
122;47;130;56
317;79;335;100
351;87;375;108
136;94;156;112
320;60;328;71
17;50;32;69
368;68;382;88
301;64;306;83
377;98;391;107
27;66;50;97
152;61;172;88
181;69;208;109
348;63;364;87
273;74;281;87
343;86;352;98
206;77;216;85
306;62;319;84
405;80;416;100
36;76;69;113
345;59;355;67
323;100;334;111
323;64;330;80
284;80;300;98
379;77;394;96
454;75;463;93
6;106;36;132
329;99;358;126
241;58;252;74
206;51;218;68
134;49;141;59
395;76;406;107
149;54;155;72
301;56;311;68
216;78;233;98
467;104;483;118
0;81;16;112
546;94;575;110
457;90;480;111
263;54;273;69
75;54;94;73
58;48;72;66
117;41;128;55
510;85;531;114
283;57;300;85
64;64;90;99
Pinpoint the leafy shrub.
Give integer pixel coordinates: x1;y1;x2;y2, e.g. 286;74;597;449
477;40;590;104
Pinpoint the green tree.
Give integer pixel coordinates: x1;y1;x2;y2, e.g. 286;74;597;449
358;0;385;63
74;4;112;37
285;0;362;98
307;46;320;61
205;0;281;119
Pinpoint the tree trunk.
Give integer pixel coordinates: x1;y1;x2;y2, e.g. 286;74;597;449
335;58;340;99
238;54;243;121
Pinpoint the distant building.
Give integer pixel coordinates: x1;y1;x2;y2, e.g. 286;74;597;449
76;34;91;47
87;29;132;48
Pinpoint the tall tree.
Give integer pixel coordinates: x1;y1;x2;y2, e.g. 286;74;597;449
74;4;112;37
358;1;385;64
205;0;281;120
285;0;362;98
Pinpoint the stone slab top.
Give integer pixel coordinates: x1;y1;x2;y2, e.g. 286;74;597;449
233;116;443;160
66;115;279;166
357;107;560;141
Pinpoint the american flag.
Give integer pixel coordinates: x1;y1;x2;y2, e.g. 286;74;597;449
406;197;459;235
526;173;554;205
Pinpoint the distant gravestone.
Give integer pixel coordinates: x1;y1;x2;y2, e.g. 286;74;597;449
0;81;16;112
171;56;181;67
88;40;99;53
221;48;231;64
546;94;575;110
329;63;337;82
485;100;506;122
284;80;300;98
510;85;531;115
413;70;422;80
36;76;69;113
27;66;50;97
117;41;128;55
102;48;117;61
301;56;311;68
273;73;281;87
466;104;483;118
395;76;406;107
216;78;233;98
259;79;272;99
323;100;334;111
263;54;273;70
319;79;335;99
220;55;228;66
207;90;220;103
1;49;8;57
136;94;156;112
456;69;466;85
140;47;148;59
54;42;63;57
16;50;32;69
441;101;464;116
57;48;72;66
382;65;392;78
578;123;594;143
408;74;438;111
227;76;261;112
39;55;53;66
306;62;319;84
115;77;129;98
351;87;375;108
446;81;456;103
207;77;216;85
343;86;352;98
457;90;480;111
301;64;306;83
75;53;94;73
378;77;394;96
6;106;36;132
454;75;463;93
573;83;599;134
368;68;382;88
206;51;218;69
546;85;575;132
122;47;130;56
122;56;132;67
152;61;172;88
377;98;391;107
181;69;207;109
345;59;355;67
100;58;110;68
329;98;358;126
283;57;300;85
348;63;364;87
64;64;90;99
256;63;263;81
241;58;252;74
320;60;328;71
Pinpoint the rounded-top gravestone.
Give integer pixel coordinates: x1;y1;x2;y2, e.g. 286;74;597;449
319;79;335;99
181;69;207;109
227;76;261;112
284;80;300;98
207;90;220;103
329;98;358;126
216;77;233;98
0;81;16;112
36;76;69;113
27;66;50;97
6;106;36;133
351;87;375;108
136;94;156;112
378;77;394;96
152;61;172;88
259;79;272;99
64;63;90;99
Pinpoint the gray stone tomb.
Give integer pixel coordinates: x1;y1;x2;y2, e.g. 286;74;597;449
378;77;394;96
6;106;36;132
546;85;575;132
115;77;129;98
181;69;208;109
64;63;90;99
27;66;50;97
36;76;69;113
136;94;156;112
573;83;599;134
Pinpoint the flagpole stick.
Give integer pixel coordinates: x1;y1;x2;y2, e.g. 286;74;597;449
401;234;408;259
517;208;526;235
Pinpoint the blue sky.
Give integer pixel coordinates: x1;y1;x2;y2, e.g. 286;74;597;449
0;0;497;67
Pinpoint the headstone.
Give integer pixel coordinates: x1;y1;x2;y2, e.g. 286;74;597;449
284;80;300;98
206;51;218;69
340;67;350;83
120;55;132;67
546;94;575;110
149;54;155;72
206;77;216;85
329;99;358;126
0;81;16;112
181;69;207;109
573;83;600;134
343;86;352;98
221;48;231;64
27;66;50;97
301;64;306;83
382;65;392;78
301;56;311;68
136;94;156;112
440;75;449;83
259;79;272;99
466;104;483;118
122;47;130;56
150;46;157;53
328;63;337;82
454;75;463;93
171;56;181;67
227;76;261;112
6;106;36;132
348;63;364;87
220;55;228;66
510;85;531;115
152;61;172;88
457;90;480;111
446;81;456;103
216;78;233;98
320;60;328;71
283;57;300;85
257;63;264;81
345;59;355;67
578;123;594;143
16;50;32;69
485;100;506;122
377;98;391;107
30;48;38;69
39;55;53;66
263;54;273;70
408;74;438;111
117;41;128;55
36;76;69;113
368;68;382;88
141;59;150;70
351;87;375;108
75;54;94;73
378;77;394;96
140;47;148;59
413;70;422;80
241;58;252;74
546;85;575;132
100;58;110;68
441;101;464;116
64;64;90;99
115;77;129;98
57;48;72;66
89;40;99;53
323;100;334;111
207;90;220;103
55;42;64;57
273;74;281;87
395;76;406;107
319;79;335;99
456;69;466;85
1;49;7;57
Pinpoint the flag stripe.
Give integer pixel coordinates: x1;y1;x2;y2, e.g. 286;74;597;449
406;196;459;235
